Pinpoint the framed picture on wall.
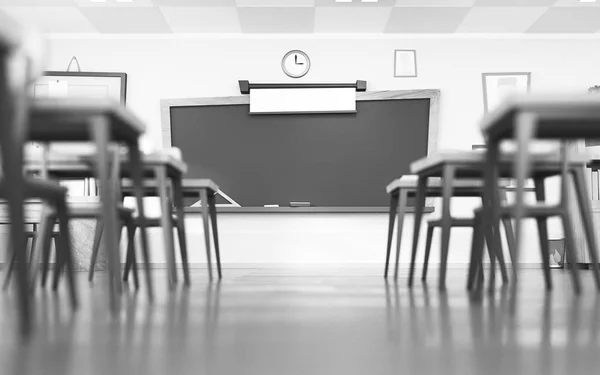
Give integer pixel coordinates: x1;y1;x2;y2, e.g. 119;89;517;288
482;72;530;113
394;50;417;78
31;71;128;196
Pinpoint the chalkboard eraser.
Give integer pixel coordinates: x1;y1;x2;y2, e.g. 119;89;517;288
289;202;311;207
264;204;279;208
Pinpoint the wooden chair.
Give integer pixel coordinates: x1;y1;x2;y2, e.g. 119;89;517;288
1;11;77;336
406;151;592;291
384;176;514;285
120;178;223;282
472;148;597;293
479;95;600;294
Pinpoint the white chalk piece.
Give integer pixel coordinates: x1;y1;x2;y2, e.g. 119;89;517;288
264;204;279;208
48;80;68;98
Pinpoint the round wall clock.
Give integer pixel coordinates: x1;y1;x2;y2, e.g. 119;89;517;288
281;50;310;78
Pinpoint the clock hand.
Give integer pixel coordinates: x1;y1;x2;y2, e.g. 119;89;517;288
294;55;304;65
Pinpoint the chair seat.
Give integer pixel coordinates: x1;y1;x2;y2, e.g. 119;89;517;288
427;218;475;227
68;204;134;220
474;203;563;218
0;178;67;201
386;176;483;194
410;151;589;175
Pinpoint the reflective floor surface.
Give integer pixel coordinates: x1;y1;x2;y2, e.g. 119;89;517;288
1;267;600;375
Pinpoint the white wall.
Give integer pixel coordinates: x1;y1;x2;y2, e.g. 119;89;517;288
38;35;600;266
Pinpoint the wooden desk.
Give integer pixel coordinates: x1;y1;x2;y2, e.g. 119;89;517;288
26;151;189;286
480;94;600;291
29;98;152;310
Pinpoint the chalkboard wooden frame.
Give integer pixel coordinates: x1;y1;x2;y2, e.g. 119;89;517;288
160;89;440;154
160;89;440;211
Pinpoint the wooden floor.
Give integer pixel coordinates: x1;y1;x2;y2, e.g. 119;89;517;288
1;267;600;375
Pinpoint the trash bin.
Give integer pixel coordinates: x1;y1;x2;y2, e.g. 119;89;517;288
548;238;565;269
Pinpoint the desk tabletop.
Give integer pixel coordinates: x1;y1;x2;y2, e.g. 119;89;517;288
30;98;146;142
25;151;187;177
410;150;589;174
480;94;600;140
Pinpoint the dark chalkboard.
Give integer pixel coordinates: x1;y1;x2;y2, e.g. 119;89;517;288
170;98;430;207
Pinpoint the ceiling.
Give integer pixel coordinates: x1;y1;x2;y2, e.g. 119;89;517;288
1;0;600;35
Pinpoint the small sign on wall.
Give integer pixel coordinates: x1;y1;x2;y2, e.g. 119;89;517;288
394;50;417;78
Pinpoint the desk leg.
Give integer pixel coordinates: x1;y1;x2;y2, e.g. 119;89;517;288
90;117;121;314
438;165;456;291
128;140;153;301
207;191;222;279
173;177;190;286
200;189;214;281
481;141;500;291
0;87;31;337
155;166;177;288
513;113;536;293
407;178;427;285
572;167;600;290
384;192;399;279
533;177;553;291
393;190;408;281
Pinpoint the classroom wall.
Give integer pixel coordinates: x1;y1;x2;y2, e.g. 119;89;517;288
33;35;600;266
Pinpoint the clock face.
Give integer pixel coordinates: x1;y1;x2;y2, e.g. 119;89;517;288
282;50;310;78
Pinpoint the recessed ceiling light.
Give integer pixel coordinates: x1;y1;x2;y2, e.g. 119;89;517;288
335;0;353;3
89;0;107;3
580;0;597;3
117;0;135;2
362;0;379;2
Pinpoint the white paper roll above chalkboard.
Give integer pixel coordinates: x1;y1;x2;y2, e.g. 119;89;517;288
249;87;356;114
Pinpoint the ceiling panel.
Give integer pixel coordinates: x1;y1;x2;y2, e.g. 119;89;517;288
394;0;476;6
553;0;600;6
80;7;172;33
74;0;155;6
474;0;556;6
526;7;600;32
236;0;315;6
153;0;235;5
238;7;314;33
316;0;395;6
456;7;547;32
0;0;75;5
160;6;241;33
385;7;470;33
1;6;97;33
315;7;392;33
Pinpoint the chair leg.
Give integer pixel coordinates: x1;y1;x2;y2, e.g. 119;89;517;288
438;165;456;291
384;192;399;278
421;225;435;282
562;211;582;295
572;167;600;290
208;192;222;279
28;236;36;264
491;224;509;285
200;189;214;281
88;219;104;282
394;189;409;281
128;140;153;302
2;235;31;291
155;165;177;287
533;177;553;291
467;212;484;291
39;213;56;288
512;113;537;290
173;177;191;286
123;223;138;289
484;228;498;293
407;179;427;285
56;201;78;309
